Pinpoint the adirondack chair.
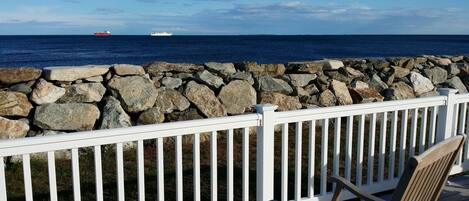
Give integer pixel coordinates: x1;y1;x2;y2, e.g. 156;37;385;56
330;134;466;201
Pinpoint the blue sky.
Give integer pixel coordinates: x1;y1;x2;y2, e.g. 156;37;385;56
0;0;468;35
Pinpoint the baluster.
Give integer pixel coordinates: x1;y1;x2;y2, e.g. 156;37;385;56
428;106;438;147
94;146;103;201
378;112;387;183
0;157;6;201
242;128;250;201
116;143;125;201
176;136;183;201
409;108;418;157
398;110;408;176
345;116;353;181
23;154;33;201
137;140;145;201
320;119;328;195
333;117;341;190
389;111;398;179
211;131;217;201
227;129;234;201
307;121;315;198
295;122;302;200
356;115;365;187
367;113;376;185
281;123;289;201
419;108;428;154
157;138;165;201
48;151;58;201
194;133;201;201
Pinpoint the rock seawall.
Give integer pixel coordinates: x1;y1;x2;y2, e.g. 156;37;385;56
1;55;469;140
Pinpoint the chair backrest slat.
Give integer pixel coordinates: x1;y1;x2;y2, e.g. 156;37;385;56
392;134;466;201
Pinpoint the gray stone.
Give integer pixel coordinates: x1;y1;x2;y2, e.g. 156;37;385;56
99;96;132;129
161;77;183;89
323;59;344;70
229;72;254;85
239;62;285;76
418;90;439;97
409;72;434;95
154;88;190;113
85;76;103;82
351;80;369;90
429;57;452;66
389;57;414;69
58;83;106;103
304;84;320;95
325;71;352;84
34;103;100;131
384;82;415;100
166;108;203;122
0;91;33;117
423;67;447;85
196;70;225;89
218;80;256;114
0;67;42;85
108;76;158;113
43;65;109;81
144;62;204;75
0;116;29;140
31;79;66;104
369;74;388;92
287;61;324;74
446;77;468;93
9;81;35;94
391;66;410;78
319;90;336;107
256;76;293;94
204;62;236;77
345;67;365;79
138;107;165;125
184;81;226;118
112;64;145;76
260;92;301;111
288;74;317;87
349;88;384;103
330;80;353;105
447;64;461;76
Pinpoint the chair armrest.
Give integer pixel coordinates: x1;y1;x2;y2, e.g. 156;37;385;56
330;176;385;201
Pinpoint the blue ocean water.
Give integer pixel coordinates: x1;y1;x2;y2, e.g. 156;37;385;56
0;35;469;67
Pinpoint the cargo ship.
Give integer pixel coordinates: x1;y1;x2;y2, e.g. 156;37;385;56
94;31;112;36
150;32;172;36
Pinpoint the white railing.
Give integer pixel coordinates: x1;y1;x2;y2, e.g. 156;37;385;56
0;88;469;201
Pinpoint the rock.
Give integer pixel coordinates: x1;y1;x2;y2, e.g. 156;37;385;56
324;71;352;84
345;67;365;79
30;79;66;104
330;80;353;105
260;92;301;111
204;62;236;77
446;77;468;93
43;65;109;81
418;91;439;97
174;73;194;80
369;74;388;92
349;88;384;103
161;77;183;89
138;107;165;125
368;59;390;70
409;72;434;95
218;80;256;114
99;96;132;129
196;70;225;88
144;62;204;75
112;64;145;76
323;59;344;70
319;89;336;107
9;80;35;94
451;56;464;62
0;91;33;117
288;74;317;87
256;76;293;94
304;84;320;95
391;66;410;78
154;88;190;113
287;61;324;74
423;67;447;85
184;81;226;118
0;67;42;85
238;62;285;76
351;80;369;90
429;57;452;66
166;108;203;122
85;76;103;82
389;57;414;69
383;82;415;100
108;76;158;113
229;72;254;85
58;83;106;103
447;64;461;76
34;103;100;131
0;117;29;140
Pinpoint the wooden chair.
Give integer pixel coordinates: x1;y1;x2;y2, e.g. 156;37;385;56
330;134;466;201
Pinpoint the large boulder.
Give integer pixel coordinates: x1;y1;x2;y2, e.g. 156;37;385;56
154;88;190;113
349;88;384;103
138;107;165;125
369;74;388;92
323;59;344;70
43;65;109;81
9;81;35;94
238;62;285;76
319;89;337;107
383;82;415;100
112;64;145;76
256;76;293;94
423;67;447;85
288;74;317;87
108;76;158;113
429;57;452;66
391;67;410;78
31;79;66;104
218;80;256;114
260;92;301;111
204;62;236;77
0;67;42;85
446;77;468;93
58;83;106;103
229;72;254;85
161;77;183;89
34;103;100;131
144;62;204;75
99;96;132;129
410;72;434;96
330;80;353;105
196;70;225;89
184;81;227;118
0;91;33;117
0;117;29;139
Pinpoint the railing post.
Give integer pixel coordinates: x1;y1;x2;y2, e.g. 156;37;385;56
256;104;277;201
437;88;458;142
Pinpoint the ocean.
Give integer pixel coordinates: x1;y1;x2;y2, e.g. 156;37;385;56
1;35;469;67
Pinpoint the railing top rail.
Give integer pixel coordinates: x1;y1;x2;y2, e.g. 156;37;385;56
275;96;446;124
454;93;469;103
0;113;261;157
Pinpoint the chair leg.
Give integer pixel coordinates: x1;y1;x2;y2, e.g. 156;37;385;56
332;183;343;201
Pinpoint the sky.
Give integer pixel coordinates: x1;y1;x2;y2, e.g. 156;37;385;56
0;0;468;35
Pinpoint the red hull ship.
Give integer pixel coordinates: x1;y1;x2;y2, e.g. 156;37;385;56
94;31;111;36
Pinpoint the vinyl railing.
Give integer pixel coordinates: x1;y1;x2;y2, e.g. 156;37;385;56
0;88;468;201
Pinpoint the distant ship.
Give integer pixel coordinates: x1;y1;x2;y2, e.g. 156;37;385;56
94;31;112;36
150;32;172;36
